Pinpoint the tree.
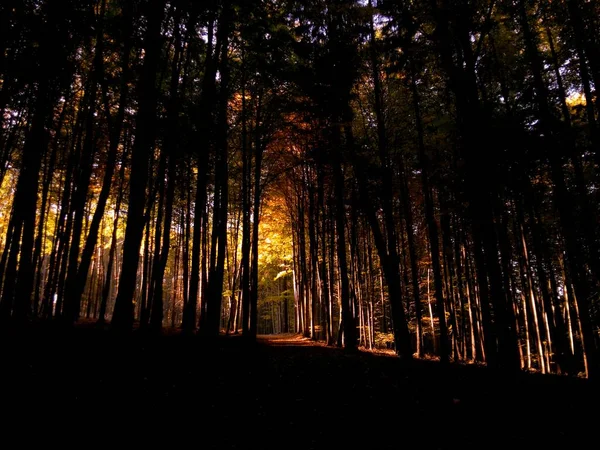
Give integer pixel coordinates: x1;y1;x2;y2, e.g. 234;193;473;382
112;0;165;332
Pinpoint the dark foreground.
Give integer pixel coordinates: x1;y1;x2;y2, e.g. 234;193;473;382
2;325;598;449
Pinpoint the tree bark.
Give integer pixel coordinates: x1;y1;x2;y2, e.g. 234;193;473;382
112;0;165;332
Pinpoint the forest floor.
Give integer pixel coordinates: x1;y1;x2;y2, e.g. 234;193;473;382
2;323;598;449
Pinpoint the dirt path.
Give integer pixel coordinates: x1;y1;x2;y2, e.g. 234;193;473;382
1;327;597;449
257;333;331;346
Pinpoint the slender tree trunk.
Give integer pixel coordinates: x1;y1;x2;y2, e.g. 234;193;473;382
112;0;165;332
331;125;356;351
240;71;252;336
203;10;232;336
317;166;333;344
249;90;264;339
182;14;219;334
150;7;183;331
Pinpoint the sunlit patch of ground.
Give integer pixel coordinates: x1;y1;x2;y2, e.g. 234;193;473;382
257;333;330;347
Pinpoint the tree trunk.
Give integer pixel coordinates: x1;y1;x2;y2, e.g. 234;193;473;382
203;9;232;337
112;0;165;332
182;14;219;334
331;125;356;351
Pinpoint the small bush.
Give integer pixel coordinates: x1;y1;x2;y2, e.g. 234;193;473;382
374;332;395;349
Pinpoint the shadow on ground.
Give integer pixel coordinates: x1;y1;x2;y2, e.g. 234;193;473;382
1;324;597;449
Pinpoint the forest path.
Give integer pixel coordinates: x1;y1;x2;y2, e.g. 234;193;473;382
257;333;331;346
1;326;597;449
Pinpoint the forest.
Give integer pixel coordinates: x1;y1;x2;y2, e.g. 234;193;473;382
1;0;600;382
